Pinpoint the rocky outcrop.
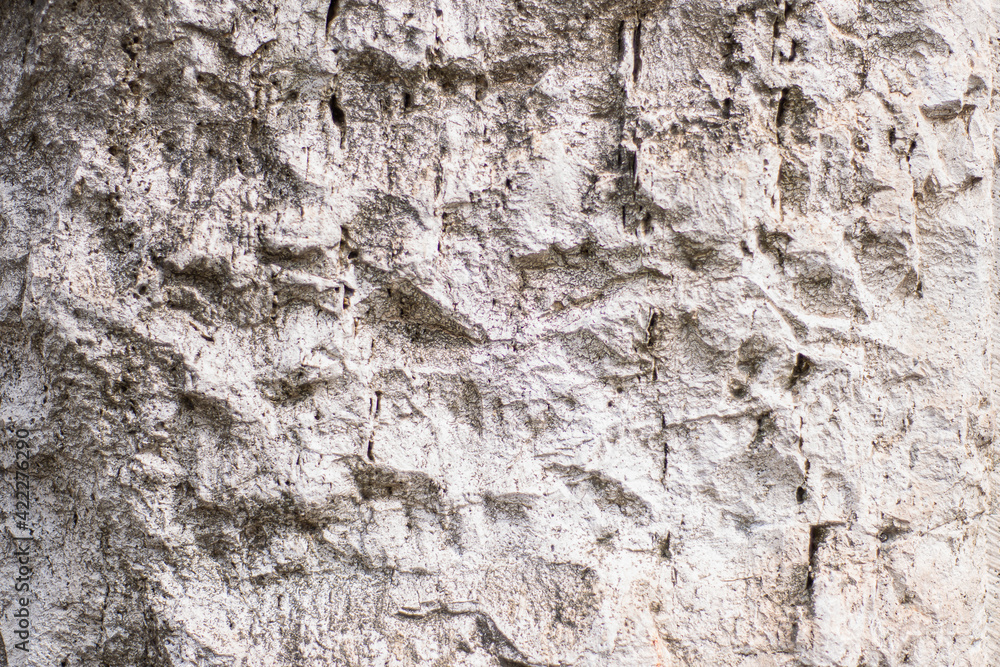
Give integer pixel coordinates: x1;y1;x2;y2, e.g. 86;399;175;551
0;0;997;664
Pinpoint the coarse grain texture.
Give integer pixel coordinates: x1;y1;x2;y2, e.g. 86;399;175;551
0;0;998;665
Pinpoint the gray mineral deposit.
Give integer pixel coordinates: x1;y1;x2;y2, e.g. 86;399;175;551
0;0;997;664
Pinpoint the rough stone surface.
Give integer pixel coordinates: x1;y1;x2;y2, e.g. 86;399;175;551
0;0;998;664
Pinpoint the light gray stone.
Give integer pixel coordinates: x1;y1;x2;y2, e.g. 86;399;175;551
0;0;997;664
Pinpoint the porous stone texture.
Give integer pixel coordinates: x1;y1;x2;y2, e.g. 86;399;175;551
0;0;998;664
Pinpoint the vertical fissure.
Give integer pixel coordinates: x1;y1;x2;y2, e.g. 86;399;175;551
805;525;827;595
632;20;642;83
326;0;341;32
329;93;346;127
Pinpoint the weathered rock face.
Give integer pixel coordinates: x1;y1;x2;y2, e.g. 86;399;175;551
0;0;998;664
